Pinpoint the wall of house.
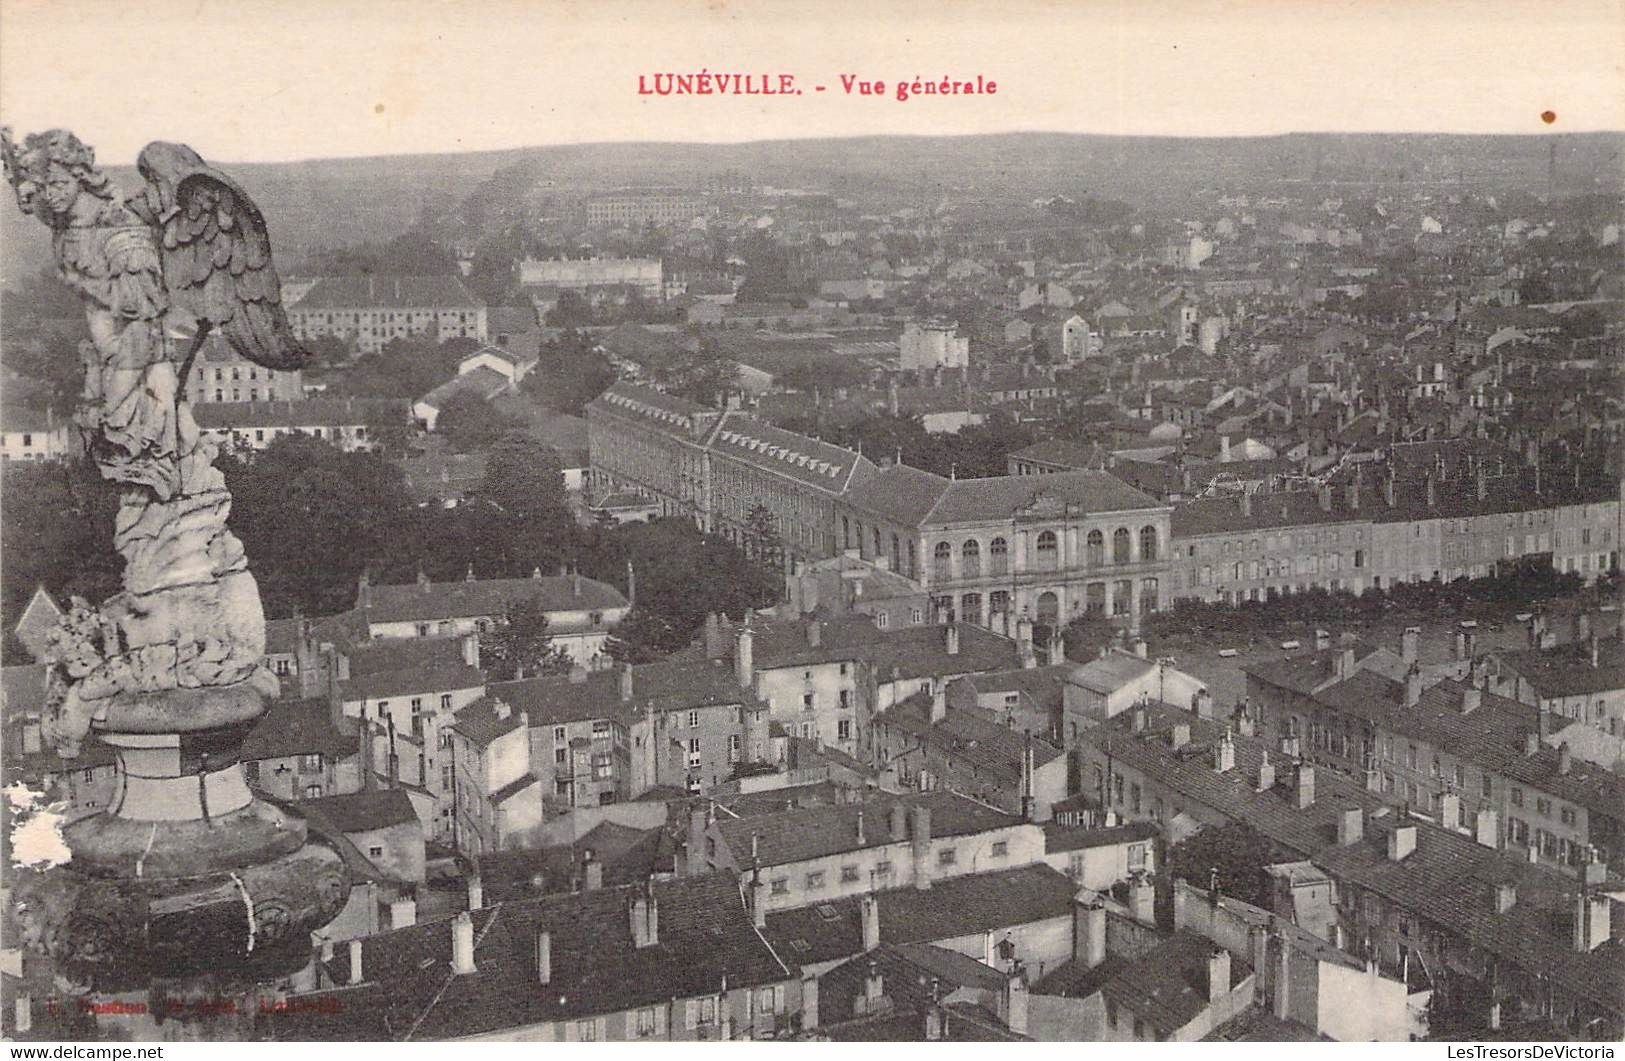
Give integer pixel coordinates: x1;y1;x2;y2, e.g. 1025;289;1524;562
756;659;864;753
1046;838;1156;891
346;819;426;884
716;822;1046;914
1027;993;1104;1041
933;910;1074;983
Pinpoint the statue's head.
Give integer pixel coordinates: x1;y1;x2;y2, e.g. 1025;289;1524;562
1;128;112;221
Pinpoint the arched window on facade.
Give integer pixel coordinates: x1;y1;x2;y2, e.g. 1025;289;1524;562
1140;525;1159;562
1113;527;1132;564
990;537;1009;575
1086;529;1104;566
961;539;981;578
1036;531;1058;568
933;541;953;579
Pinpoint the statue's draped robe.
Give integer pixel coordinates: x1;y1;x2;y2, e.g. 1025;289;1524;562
44;197;272;756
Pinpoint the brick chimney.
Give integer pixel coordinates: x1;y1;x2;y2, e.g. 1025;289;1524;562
1214;731;1235;773
1170;724;1190;750
1337;808;1363;845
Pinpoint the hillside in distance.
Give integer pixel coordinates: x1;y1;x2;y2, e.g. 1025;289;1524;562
3;130;1620;287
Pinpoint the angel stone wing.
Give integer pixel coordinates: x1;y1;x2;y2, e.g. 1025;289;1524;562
137;141;308;371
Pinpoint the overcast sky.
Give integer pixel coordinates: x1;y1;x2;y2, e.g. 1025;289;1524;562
2;0;1620;165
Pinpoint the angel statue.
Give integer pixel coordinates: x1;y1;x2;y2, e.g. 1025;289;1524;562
2;129;307;756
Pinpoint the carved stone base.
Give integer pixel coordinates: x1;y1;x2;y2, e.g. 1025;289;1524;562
13;837;350;998
64;797;309;878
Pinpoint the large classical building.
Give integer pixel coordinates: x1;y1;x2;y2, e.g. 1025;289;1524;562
583;188;705;228
287;275;487;354
586;382;879;566
1168;466;1620;606
837;465;1174;631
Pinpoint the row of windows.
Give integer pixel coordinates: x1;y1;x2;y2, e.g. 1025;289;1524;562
930;526;1161;577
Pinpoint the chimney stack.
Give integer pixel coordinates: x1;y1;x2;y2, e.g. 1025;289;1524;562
1170;723;1190;751
1129;873;1156;926
861;894;880;952
735;623;755;691
945;623;960;656
536;930;552;984
619;662;634;702
1559;743;1572;775
704;612;724;659
467;874;483;911
1214;731;1235;773
910;804;933;891
1075;894;1107;969
1494;882;1517;914
1133;638;1148;659
1338;808;1363;845
1526;732;1541;757
1255;751;1276;793
856;806;866;846
629;885;660;949
1401;626;1419;666
1386;824;1417;862
889;802;907;842
349;937;365;983
1206;948;1232;1003
1405;667;1422;708
930;680;947;724
451;912;476;974
1475;807;1500;848
1294;764;1316;809
1461;687;1481;714
1438;788;1462;828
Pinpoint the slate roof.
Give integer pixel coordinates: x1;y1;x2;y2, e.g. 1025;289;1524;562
361;574;627;624
291;275;483;310
1312;816;1624;1015
816;942;1006;1030
339;663;486;703
1042;820;1162;855
1036;930;1250;1034
240;698;358;762
194;398;406;430
292;788;419;833
844;466;1163;528
417;367;509;411
711;412;878;494
1066;652;1156;695
956;664;1072;716
265;872;793;1041
587;381;715;436
717;790;1022;870
449;696;528;750
343;635;472;677
1077;700;1392;859
875;689;1062;790
1494;640;1625;700
487;657;758;728
763;862;1078;968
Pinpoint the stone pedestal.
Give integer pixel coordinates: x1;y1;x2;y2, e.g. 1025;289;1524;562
14;681;350;1022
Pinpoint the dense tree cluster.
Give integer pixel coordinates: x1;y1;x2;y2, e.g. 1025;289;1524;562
0;435;779;667
1165;820;1277;909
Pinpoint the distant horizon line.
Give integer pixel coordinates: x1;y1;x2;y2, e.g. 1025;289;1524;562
48;127;1624;170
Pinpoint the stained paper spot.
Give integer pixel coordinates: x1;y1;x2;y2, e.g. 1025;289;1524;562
5;781;72;869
